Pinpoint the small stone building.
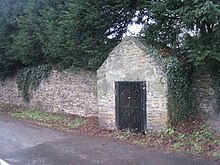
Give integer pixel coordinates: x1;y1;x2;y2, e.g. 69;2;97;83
97;37;168;132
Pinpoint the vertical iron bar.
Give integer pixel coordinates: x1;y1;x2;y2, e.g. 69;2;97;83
129;82;131;131
142;81;147;132
115;82;120;129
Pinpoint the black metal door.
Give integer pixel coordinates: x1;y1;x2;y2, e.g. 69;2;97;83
115;81;146;132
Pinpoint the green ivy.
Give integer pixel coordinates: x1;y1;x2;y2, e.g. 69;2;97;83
145;42;195;125
166;59;195;125
17;64;52;102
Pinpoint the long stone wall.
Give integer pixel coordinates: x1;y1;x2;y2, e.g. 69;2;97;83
0;70;98;117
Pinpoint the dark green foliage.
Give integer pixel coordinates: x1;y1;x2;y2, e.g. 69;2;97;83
11;0;48;66
0;0;27;80
0;0;141;100
47;0;144;70
0;0;143;79
166;59;195;125
143;0;220;65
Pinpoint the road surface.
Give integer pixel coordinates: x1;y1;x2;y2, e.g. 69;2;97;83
0;115;218;165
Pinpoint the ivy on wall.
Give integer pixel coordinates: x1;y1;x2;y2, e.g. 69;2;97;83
144;41;195;126
166;59;196;125
17;64;52;102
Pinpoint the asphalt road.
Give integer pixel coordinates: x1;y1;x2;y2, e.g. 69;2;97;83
0;115;218;165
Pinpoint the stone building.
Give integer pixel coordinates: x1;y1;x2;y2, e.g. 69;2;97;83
97;36;168;132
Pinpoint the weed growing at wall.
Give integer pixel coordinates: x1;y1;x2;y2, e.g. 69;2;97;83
17;64;52;102
144;41;195;125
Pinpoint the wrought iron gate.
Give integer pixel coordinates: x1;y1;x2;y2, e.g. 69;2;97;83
115;81;146;132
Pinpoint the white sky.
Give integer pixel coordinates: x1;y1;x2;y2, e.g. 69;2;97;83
107;23;143;39
125;23;143;37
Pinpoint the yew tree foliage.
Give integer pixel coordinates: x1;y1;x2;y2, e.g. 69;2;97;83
143;0;220;65
0;0;27;79
0;0;143;79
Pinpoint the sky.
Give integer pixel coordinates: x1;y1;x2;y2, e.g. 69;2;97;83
126;23;143;36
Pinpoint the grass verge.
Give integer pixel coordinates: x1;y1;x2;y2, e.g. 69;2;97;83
0;104;85;131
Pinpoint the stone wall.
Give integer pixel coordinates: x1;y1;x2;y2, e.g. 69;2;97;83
192;67;220;135
0;77;24;105
97;37;168;131
0;70;98;117
192;67;217;116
